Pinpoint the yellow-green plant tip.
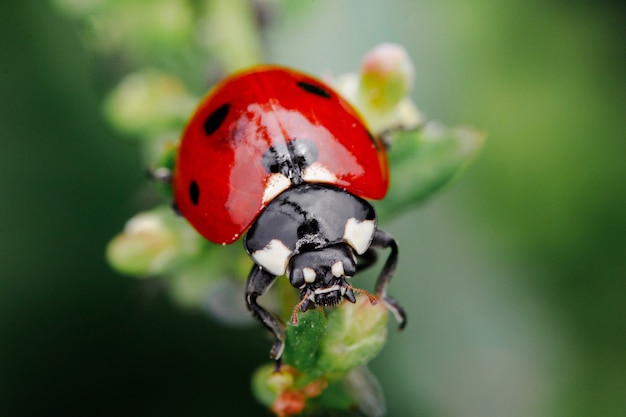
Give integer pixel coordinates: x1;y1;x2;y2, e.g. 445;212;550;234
106;208;202;276
267;367;297;394
317;296;389;374
358;43;415;112
106;214;176;276
333;71;422;135
85;0;194;55
103;70;196;137
252;363;286;407
201;0;264;72
366;97;423;136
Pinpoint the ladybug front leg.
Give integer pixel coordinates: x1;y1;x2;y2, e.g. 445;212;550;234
371;229;407;330
245;265;285;366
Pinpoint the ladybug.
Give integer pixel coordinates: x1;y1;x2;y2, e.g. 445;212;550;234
172;66;406;362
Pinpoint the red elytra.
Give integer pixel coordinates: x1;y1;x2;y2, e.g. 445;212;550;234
173;65;389;244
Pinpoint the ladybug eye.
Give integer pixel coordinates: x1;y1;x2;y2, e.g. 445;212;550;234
189;180;200;205
296;81;331;99
203;104;230;136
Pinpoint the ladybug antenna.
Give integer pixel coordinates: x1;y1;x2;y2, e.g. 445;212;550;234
291;285;379;326
346;285;379;306
290;296;311;326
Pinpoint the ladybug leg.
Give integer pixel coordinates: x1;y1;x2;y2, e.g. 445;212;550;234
145;167;181;216
245;265;286;365
371;230;407;330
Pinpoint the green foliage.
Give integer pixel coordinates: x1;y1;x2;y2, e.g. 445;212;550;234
253;299;389;415
378;123;485;220
317;297;388;374
283;309;327;375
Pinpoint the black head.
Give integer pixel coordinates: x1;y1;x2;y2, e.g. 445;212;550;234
286;243;358;312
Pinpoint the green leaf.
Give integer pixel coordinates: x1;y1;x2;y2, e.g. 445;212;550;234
377;122;486;219
309;377;355;412
316;297;388;374
282;309;327;375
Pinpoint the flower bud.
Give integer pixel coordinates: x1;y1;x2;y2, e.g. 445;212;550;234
104;70;196;137
271;391;306;417
334;44;423;135
252;363;296;408
106;207;201;276
358;43;415;112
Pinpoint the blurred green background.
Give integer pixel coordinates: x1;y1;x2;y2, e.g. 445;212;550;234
1;0;624;416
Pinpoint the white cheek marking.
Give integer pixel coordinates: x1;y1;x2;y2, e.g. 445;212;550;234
314;284;341;295
262;173;291;203
331;261;345;278
252;239;292;276
302;162;337;183
343;218;375;255
303;267;316;283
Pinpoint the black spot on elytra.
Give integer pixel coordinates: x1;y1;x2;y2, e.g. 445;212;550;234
189;180;200;205
203;104;230;136
297;81;331;99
